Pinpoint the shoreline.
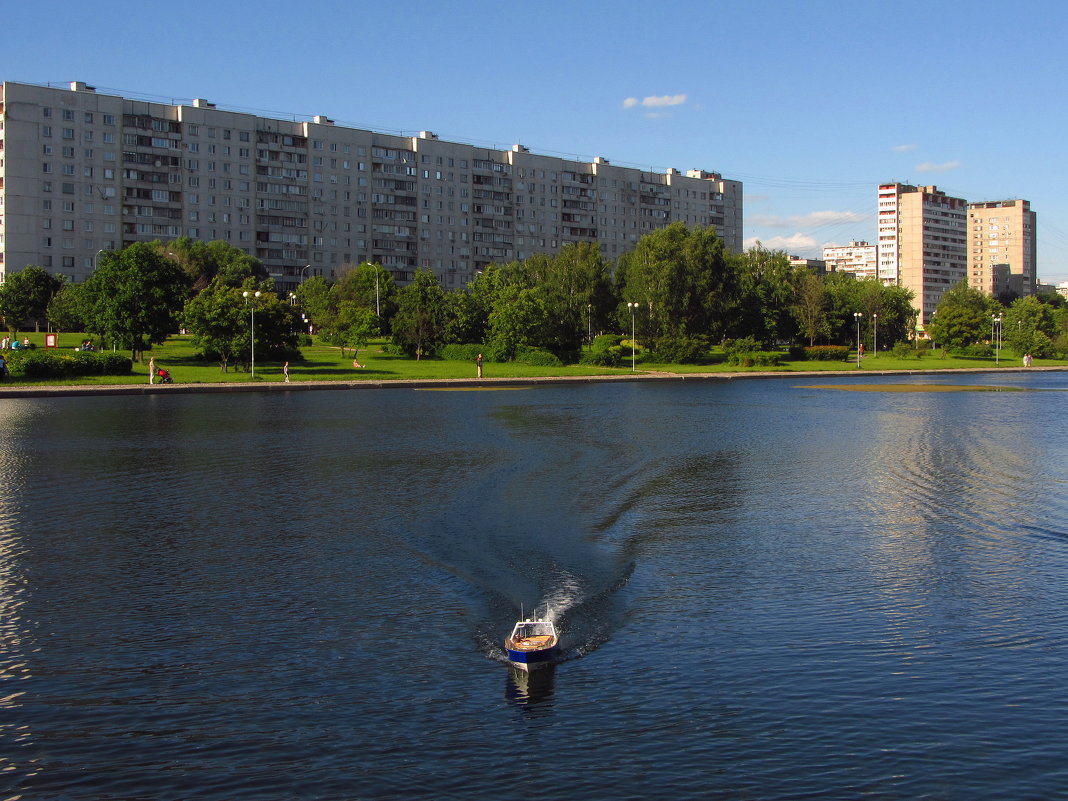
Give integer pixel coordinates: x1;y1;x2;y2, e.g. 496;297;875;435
0;365;1060;399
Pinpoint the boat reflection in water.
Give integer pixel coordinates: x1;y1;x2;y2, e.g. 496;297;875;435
505;663;557;708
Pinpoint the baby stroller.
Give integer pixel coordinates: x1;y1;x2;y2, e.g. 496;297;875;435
156;368;173;384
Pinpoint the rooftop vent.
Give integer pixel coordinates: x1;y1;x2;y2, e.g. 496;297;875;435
69;81;96;93
512;144;529;153
313;115;335;125
419;131;439;139
193;98;216;109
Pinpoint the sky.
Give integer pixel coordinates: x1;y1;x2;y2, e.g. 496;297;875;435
5;0;1068;282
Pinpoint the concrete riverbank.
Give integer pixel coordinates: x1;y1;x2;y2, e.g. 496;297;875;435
0;365;1059;399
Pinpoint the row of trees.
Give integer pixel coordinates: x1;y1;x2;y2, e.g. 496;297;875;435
315;224;921;362
927;282;1068;358
4;223;1064;367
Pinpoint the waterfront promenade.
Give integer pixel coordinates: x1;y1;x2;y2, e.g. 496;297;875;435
0;365;1057;399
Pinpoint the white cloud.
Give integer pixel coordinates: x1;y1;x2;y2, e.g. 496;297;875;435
641;94;687;108
915;160;962;173
622;93;688;110
891;144;917;152
744;233;818;253
749;210;868;228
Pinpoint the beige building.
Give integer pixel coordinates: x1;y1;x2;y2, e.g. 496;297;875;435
822;240;878;281
788;255;826;273
967;199;1036;299
0;81;743;290
877;183;967;326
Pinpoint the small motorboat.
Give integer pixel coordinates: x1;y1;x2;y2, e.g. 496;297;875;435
504;608;560;671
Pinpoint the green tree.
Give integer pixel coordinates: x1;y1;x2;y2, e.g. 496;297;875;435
792;270;831;346
926;282;1000;352
1003;295;1058;358
733;244;798;346
487;285;551;360
321;301;379;359
528;242;614;356
80;242;192;360
0;265;64;335
294;275;333;325
616;222;735;348
164;238;267;292
391;269;446;359
182;278;249;371
333;262;397;322
46;283;86;333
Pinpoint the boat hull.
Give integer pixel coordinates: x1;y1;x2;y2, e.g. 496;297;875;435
506;645;560;671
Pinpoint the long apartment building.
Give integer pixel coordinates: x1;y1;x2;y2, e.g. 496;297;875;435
877;183;967;326
0;81;743;291
822;240;878;281
967;199;1036;299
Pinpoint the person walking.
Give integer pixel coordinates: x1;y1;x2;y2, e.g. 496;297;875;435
476;353;483;379
0;353;7;381
283;361;290;383
148;356;156;385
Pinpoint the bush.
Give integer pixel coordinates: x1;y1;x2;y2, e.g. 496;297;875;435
439;343;485;362
726;351;782;367
655;335;710;364
515;347;562;367
579;348;622;367
591;334;622;352
954;343;994;358
798;345;850;361
7;349;132;379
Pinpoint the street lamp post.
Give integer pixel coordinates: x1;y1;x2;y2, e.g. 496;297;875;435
587;303;592;349
243;290;262;379
872;313;878;358
627;301;639;371
854;312;862;368
375;269;380;316
992;313;1003;365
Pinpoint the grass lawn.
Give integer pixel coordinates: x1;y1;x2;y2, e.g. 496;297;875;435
3;332;1065;387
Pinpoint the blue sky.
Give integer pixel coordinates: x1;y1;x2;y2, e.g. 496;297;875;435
5;0;1068;282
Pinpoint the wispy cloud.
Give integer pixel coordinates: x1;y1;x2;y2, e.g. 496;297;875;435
915;160;962;173
622;94;688;110
744;233;818;253
750;210;868;229
891;144;917;153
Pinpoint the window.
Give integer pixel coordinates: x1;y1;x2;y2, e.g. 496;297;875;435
42;125;52;137
62;109;74;121
43;107;53;118
103;114;115;126
63;128;75;140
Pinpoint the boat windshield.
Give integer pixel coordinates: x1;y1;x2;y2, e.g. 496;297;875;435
514;622;554;638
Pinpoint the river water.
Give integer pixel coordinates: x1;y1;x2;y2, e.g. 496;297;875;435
2;372;1067;800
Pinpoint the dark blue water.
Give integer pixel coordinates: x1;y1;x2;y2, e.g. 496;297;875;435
3;373;1068;799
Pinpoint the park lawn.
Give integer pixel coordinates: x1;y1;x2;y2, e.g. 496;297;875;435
5;332;1067;386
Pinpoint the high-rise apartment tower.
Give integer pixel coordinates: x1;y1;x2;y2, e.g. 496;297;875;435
877;183;967;327
967;199;1036;300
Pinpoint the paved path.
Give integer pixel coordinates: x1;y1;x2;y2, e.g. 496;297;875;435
0;366;1059;399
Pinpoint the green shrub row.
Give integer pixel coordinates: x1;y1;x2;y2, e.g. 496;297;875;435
515;347;563;367
891;343;928;359
789;345;850;361
726;351;783;367
6;349;133;378
439;343;485;362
